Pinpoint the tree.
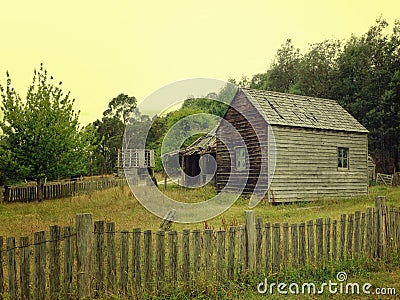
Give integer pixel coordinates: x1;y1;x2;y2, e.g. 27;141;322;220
333;19;400;172
266;39;302;92
0;64;92;183
103;93;137;126
91;93;138;174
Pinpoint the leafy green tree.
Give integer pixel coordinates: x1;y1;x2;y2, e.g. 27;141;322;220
266;39;302;92
0;64;92;183
91;93;138;174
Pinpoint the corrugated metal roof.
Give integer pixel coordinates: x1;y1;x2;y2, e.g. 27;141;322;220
242;88;369;133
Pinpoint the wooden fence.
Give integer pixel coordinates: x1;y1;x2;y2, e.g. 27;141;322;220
1;178;127;203
0;196;399;299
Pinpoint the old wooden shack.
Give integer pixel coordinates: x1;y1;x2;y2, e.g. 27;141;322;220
180;132;217;186
215;88;369;202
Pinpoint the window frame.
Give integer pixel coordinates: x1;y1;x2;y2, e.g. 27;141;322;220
337;147;350;171
235;146;247;171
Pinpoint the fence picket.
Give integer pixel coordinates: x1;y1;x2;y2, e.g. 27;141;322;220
34;231;46;300
156;230;165;290
216;230;226;282
204;229;213;279
227;227;236;280
182;230;190;285
339;214;346;260
255;218;263;273
291;224;298;267
93;221;105;295
332;220;337;261
132;228;141;291
6;237;17;300
192;230;201;282
316;218;323;264
168;231;178;285
298;222;306;266
346;214;354;259
307;220;315;265
19;237;30;300
49;225;61;300
282;223;289;269
264;223;271;274
106;223;117;293
360;212;366;254
143;230;152;292
272;223;280;272
120;230;129;294
63;227;74;300
324;218;331;262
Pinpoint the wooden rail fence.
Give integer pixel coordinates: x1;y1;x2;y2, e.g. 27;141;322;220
1;178;127;203
0;196;399;299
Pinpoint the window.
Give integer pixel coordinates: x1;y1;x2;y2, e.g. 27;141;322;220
235;147;246;170
338;147;349;170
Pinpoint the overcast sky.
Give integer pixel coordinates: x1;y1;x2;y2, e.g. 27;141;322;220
0;1;399;125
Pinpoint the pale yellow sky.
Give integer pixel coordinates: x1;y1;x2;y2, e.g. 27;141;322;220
0;1;398;125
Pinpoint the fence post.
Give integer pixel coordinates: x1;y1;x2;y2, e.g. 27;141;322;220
6;237;17;300
50;225;61;300
375;196;388;258
245;210;256;272
76;213;93;299
19;237;30;300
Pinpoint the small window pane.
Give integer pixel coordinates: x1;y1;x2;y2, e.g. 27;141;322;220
236;147;246;170
338;147;349;169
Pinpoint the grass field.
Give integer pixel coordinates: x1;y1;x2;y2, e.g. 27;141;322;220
1;184;400;299
1;183;399;238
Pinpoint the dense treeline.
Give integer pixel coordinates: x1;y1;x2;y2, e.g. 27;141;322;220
234;18;400;173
